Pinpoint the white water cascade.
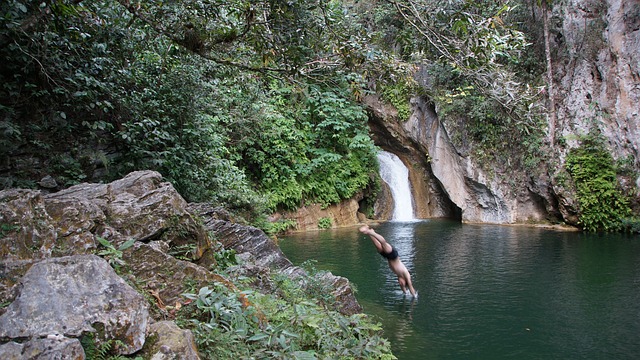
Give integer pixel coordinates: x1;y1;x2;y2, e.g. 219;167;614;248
377;151;416;221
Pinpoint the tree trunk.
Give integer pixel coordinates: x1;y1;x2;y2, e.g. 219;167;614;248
542;0;557;145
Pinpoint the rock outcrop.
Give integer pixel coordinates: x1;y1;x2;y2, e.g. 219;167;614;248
142;321;201;360
0;337;85;360
555;0;640;165
0;255;149;354
0;170;363;358
271;195;364;231
364;0;640;225
189;203;363;315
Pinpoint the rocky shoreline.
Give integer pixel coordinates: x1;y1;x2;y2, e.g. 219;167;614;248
0;171;361;359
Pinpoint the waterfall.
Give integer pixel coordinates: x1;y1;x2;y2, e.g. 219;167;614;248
377;151;416;221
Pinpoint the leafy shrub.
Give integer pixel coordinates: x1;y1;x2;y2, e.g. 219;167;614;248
566;131;632;232
179;271;395;359
380;82;414;121
233;80;378;212
318;217;332;229
258;218;298;237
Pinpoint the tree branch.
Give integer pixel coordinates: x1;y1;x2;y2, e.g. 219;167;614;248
116;0;287;74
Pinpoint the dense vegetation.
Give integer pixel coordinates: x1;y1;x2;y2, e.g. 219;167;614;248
0;0;391;224
0;0;546;221
178;260;395;359
565;130;635;233
1;0;637;231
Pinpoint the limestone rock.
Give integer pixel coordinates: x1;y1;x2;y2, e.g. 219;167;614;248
38;175;58;189
190;203;294;270
0;337;85;360
190;203;363;315
364;94;460;220
280;196;363;231
317;272;363;316
0;171;214;311
121;241;217;317
556;0;640;167
46;171;210;258
0;259;33;316
0;189;57;261
43;195;103;256
359;1;639;226
373;179;394;220
143;321;200;360
0;255;149;355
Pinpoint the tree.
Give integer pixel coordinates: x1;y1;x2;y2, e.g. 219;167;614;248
539;0;557;145
384;0;535;115
0;0;385;218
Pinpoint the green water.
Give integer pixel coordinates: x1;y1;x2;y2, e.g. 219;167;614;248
279;220;640;359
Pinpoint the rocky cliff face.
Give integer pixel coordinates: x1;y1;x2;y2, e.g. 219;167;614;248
0;171;362;358
555;0;640;164
364;0;639;225
365;95;551;224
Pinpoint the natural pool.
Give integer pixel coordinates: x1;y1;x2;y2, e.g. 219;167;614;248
279;220;640;359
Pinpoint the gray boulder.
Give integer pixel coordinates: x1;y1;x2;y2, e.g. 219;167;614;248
0;337;85;360
143;321;200;360
0;255;149;355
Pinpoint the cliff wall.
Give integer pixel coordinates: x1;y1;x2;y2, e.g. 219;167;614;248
364;0;639;225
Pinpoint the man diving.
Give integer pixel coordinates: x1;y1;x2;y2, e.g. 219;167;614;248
359;225;417;297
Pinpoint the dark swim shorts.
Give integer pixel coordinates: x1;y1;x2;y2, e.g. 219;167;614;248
379;246;399;260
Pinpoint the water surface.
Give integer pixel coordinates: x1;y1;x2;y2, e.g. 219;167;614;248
279;220;640;359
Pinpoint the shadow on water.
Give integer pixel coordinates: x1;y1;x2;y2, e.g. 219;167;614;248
279;220;640;360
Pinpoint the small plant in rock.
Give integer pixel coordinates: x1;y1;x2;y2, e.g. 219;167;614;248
0;223;19;239
318;217;332;229
168;243;197;261
96;237;135;270
80;333;140;360
213;246;238;270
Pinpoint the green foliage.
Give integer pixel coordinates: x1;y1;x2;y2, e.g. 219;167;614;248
49;154;87;187
380;82;414;121
80;332;139;360
0;223;19;239
213;245;238;270
259;218;298;237
167;244;197;261
434;80;546;173
620;218;640;234
96;237;135;270
318;217;332;229
0;0;380;222
566;132;633;232
179;271;395;359
233;80;378;212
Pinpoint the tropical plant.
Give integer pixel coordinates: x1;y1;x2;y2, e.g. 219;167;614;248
318;217;332;229
0;0;384;223
566;131;632;232
179;271;395;359
96;237;135;270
